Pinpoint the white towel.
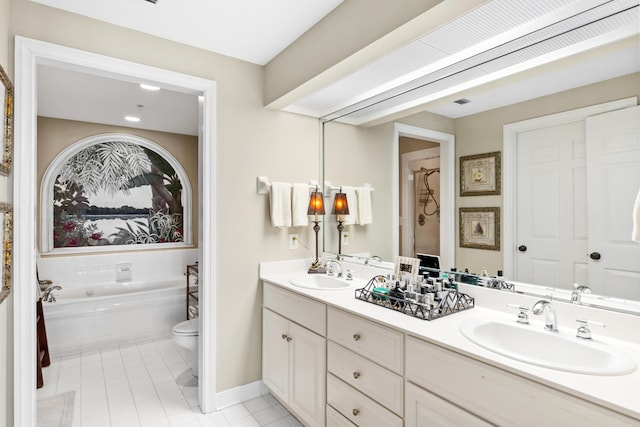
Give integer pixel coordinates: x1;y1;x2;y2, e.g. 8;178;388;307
356;186;373;225
633;187;640;242
341;186;358;225
270;182;292;227
292;183;310;227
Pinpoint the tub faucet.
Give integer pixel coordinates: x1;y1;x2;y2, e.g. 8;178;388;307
532;299;558;332
41;285;62;303
326;260;343;277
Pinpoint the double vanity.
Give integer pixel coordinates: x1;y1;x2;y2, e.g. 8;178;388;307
260;259;640;426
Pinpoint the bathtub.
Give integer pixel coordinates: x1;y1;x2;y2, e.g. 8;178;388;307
42;279;186;357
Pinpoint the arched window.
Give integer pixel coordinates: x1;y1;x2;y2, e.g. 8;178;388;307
40;133;192;253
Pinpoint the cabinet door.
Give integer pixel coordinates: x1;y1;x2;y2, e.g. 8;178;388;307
405;382;490;427
262;309;290;402
290;322;326;427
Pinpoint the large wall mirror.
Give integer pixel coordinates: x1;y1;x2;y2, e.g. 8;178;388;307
321;12;640;313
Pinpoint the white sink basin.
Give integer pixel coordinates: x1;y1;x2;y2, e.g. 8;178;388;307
459;319;637;376
289;274;359;290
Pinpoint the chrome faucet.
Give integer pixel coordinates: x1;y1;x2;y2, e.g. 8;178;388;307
326;260;343;278
571;284;591;304
41;285;62;303
532;299;558;332
365;256;382;265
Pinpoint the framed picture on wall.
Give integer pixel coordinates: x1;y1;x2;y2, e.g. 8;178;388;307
459;207;500;251
460;151;501;196
0;203;13;305
0;64;13;176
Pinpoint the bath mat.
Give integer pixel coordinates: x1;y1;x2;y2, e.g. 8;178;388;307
37;391;75;427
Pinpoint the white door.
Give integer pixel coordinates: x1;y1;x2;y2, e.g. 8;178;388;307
586;106;640;299
516;106;640;299
516;121;588;288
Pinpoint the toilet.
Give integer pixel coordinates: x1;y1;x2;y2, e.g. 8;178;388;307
172;318;198;377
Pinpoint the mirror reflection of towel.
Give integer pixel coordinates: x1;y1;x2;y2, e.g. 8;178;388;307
356;186;373;225
270;182;292;227
633;188;640;242
341;186;358;225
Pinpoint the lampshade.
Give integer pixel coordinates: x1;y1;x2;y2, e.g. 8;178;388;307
332;192;350;215
307;189;325;215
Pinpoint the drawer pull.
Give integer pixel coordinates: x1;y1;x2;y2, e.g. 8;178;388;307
352;371;361;379
286;336;292;342
352;409;360;416
281;334;287;340
353;333;361;341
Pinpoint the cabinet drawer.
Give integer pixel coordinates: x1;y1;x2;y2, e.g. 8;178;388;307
328;341;403;415
327;307;404;374
327;374;403;427
405;382;491;427
263;282;326;335
327;404;356;426
406;336;639;426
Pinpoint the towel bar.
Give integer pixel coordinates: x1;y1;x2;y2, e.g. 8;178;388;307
256;176;318;195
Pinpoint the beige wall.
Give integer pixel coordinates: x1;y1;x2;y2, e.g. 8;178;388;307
37;117;199;248
10;0;320;395
455;72;640;275
1;0;13;425
324;112;455;260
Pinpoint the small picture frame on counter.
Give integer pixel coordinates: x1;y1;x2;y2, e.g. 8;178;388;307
394;256;420;282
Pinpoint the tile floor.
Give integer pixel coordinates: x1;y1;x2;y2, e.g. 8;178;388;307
37;338;301;427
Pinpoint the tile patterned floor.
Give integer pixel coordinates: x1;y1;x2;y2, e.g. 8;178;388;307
37;338;301;427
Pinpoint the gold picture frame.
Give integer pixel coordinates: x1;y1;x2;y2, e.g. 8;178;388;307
460;151;501;196
459;207;500;251
0;64;13;176
0;203;13;305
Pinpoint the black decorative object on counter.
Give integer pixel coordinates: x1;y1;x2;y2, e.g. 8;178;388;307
355;275;474;321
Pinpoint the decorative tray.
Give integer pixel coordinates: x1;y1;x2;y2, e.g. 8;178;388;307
355;275;474;321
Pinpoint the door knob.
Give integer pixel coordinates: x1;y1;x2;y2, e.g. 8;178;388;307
589;252;601;260
518;245;527;252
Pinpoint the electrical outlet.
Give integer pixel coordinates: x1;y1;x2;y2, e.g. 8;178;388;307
289;234;299;250
342;232;350;246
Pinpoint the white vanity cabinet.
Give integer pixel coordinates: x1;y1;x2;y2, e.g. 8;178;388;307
405;382;491;427
406;335;639;426
326;307;404;426
262;283;326;427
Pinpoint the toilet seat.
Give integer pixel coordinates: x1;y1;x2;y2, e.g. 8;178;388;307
172;319;198;336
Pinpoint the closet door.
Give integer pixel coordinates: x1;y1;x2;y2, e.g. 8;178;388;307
516;121;588;288
586;106;640;299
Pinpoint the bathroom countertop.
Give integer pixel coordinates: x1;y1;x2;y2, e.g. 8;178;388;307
260;261;640;420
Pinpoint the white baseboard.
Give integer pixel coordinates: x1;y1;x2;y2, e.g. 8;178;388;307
215;380;270;410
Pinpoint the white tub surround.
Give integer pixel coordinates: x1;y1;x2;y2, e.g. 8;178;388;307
43;279;184;357
260;259;640;424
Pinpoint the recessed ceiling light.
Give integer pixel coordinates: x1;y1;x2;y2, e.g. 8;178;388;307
125;116;141;122
139;83;160;91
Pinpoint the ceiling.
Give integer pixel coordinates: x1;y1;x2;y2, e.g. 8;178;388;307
35;0;640;134
30;0;344;65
